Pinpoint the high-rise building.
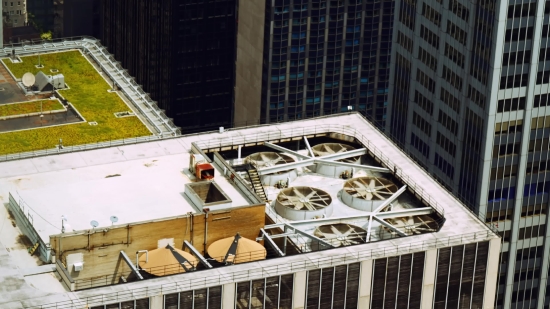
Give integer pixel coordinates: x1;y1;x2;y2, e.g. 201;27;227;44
26;0;53;33
387;0;550;308
100;1;397;133
101;0;263;133
261;0;395;127
2;0;27;29
52;0;100;42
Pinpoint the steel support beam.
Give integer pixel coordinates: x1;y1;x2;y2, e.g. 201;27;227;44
373;185;408;213
365;215;374;242
303;137;315;157
258;158;315;175
376;207;434;219
260;228;285;257
120;251;143;280
317;148;367;161
264;142;310;159
184;240;213;269
372;216;408;237
314;159;390;173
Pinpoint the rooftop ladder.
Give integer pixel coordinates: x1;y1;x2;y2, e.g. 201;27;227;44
247;168;268;202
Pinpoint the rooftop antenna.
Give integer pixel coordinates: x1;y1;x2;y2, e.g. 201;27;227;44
61;215;68;233
110;216;118;226
90;220;99;231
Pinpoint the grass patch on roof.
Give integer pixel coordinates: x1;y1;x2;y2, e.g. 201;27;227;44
0;50;151;155
0;99;64;117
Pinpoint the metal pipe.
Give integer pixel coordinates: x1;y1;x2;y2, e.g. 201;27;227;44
203;210;209;255
136;250;148;268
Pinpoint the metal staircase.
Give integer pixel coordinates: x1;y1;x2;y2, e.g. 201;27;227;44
247;168;268;202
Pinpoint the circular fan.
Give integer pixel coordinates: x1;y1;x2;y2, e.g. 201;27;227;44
245;152;295;169
382;216;438;237
276;186;332;211
343;177;398;201
312;143;358;163
313;223;367;247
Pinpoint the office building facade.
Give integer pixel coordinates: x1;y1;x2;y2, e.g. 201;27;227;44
387;0;550;308
261;0;394;127
101;0;259;133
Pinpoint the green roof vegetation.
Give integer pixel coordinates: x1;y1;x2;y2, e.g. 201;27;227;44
0;99;64;118
0;50;151;155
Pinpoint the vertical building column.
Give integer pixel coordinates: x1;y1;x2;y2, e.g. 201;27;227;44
222;283;236;309
149;294;163;309
420;249;438;309
483;238;502;309
292;271;307;309
357;259;373;309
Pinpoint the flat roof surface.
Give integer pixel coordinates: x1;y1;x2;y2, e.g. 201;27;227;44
1;149;251;241
0;113;497;308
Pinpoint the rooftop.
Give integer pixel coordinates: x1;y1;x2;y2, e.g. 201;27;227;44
0;113;498;308
0;37;179;157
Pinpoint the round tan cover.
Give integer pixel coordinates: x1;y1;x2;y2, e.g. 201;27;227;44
138;247;198;276
207;236;266;264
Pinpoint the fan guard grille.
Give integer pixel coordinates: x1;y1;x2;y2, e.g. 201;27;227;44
276;186;332;211
312;143;358;163
313;223;367;247
343;177;398;201
245;152;295;169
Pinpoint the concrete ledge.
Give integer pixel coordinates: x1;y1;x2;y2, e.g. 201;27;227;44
19;264;56;276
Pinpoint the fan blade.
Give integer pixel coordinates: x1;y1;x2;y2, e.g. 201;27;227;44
330;225;343;236
369;179;376;188
366;192;373;200
305;191;316;200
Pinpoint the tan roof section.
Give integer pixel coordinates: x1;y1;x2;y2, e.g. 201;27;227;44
138;246;197;276
207;234;266;264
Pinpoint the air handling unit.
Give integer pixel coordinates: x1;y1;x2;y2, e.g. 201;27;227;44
311;143;362;178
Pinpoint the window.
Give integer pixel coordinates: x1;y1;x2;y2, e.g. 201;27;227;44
505;27;534;42
534;94;550;108
468;85;486;109
438;110;458;134
420;25;439;49
397;31;413;53
414;91;434;115
447;21;467;45
501;73;529;89
434;153;454;178
417;69;435;93
445;43;465;68
412;111;432;136
493;142;520;157
418;46;438;72
495;120;522;135
503;50;531;66
411;132;430;158
442;66;463;91
497;97;525;112
450;0;469;21
507;3;536;18
422;3;441;26
436;132;456;156
440;88;460;113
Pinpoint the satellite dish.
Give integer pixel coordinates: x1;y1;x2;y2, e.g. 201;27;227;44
22;72;35;87
90;220;99;228
110;216;118;226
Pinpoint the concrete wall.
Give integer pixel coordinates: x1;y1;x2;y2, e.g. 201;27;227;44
233;0;265;127
49;204;265;287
